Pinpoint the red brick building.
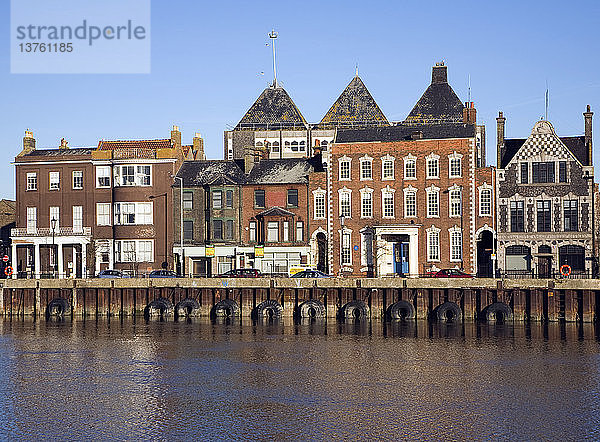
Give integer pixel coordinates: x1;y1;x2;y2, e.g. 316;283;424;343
239;158;323;274
328;64;495;277
12;127;197;278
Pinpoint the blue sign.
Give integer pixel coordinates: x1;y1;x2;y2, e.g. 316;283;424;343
353;245;359;251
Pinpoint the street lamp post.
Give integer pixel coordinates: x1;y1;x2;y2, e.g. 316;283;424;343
172;175;184;277
149;193;169;270
51;217;57;278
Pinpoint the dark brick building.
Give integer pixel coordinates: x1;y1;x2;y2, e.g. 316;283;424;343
496;108;596;277
173;160;245;276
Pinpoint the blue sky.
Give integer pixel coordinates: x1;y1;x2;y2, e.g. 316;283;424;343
2;0;600;199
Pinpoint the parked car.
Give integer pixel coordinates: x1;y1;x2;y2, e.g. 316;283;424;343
432;269;473;278
219;269;262;278
148;270;178;278
292;270;332;278
97;269;129;278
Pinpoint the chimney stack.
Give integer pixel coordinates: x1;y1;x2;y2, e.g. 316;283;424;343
584;104;593;163
432;62;447;84
22;130;35;154
171;125;181;148
193;132;205;160
463;102;477;123
497;111;506;168
59;138;69;149
244;147;255;174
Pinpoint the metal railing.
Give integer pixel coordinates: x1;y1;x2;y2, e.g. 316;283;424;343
11;227;91;237
499;270;593;279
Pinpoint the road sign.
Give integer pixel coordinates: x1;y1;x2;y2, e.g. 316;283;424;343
2;255;8;263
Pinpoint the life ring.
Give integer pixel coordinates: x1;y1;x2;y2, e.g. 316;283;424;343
560;264;572;277
4;266;12;276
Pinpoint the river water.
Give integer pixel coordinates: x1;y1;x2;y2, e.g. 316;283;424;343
0;318;598;440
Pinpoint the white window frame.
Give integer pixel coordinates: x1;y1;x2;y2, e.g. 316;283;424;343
96;203;111;226
249;221;257;242
115;239;154;263
403;186;417;218
283;221;290;242
183;191;193;210
72;206;83;233
27;207;37;233
72;170;83;190
360;187;373;219
448;185;462;218
49;171;60;190
313;189;326;220
113;202;153;225
96;166;111;188
427;225;441;262
49;206;60;230
114;164;152;187
267;221;279;242
296;221;304;241
26;172;37;191
381;186;395;219
404;154;417;180
340;229;352;266
426;153;440;179
359;155;373;181
426;185;440;218
449;227;462;262
381;154;395;180
448;152;463;178
338;187;352;219
479;184;493;217
338;156;352;181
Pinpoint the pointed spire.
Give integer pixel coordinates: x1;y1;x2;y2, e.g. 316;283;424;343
355;63;359;77
317;75;389;129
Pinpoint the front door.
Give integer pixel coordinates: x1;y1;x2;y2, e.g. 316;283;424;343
538;257;551;278
394;242;410;275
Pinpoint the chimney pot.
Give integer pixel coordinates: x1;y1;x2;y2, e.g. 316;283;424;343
172;125;179;132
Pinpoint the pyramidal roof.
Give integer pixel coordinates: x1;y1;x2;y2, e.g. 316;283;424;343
404;64;464;124
317;75;389;129
235;85;307;130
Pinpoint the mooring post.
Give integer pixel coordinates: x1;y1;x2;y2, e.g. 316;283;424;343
72;281;77;317
582;290;595;322
35;282;41;317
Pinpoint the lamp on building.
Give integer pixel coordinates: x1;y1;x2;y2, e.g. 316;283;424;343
149;193;169;270
51;217;57;278
171;174;184;277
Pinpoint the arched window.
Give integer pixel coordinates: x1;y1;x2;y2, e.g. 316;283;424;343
291;141;299;152
299;141;306;151
321;140;328;151
272;141;280;153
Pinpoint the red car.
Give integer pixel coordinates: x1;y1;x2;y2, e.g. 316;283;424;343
432;269;473;278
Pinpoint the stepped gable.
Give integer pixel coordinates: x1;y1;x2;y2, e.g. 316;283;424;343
404;63;465;124
235;86;307;130
316;75;389;129
176;160;246;186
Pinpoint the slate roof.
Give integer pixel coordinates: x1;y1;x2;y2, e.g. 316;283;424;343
500;135;589;168
235;86;307;130
98;139;173;150
176;160;246;187
247;158;322;184
404;65;465;124
316;76;389;129
22;147;94;157
335;122;476;143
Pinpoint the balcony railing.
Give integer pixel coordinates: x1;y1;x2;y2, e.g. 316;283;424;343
11;227;92;237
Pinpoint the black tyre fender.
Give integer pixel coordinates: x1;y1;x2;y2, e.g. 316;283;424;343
433;302;462;322
174;298;200;318
211;299;240;318
387;300;415;320
482;302;513;322
297;300;325;318
144;297;174;317
252;300;283;319
341;300;369;320
46;298;71;317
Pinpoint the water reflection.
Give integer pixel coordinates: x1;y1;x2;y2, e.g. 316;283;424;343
0;318;599;440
